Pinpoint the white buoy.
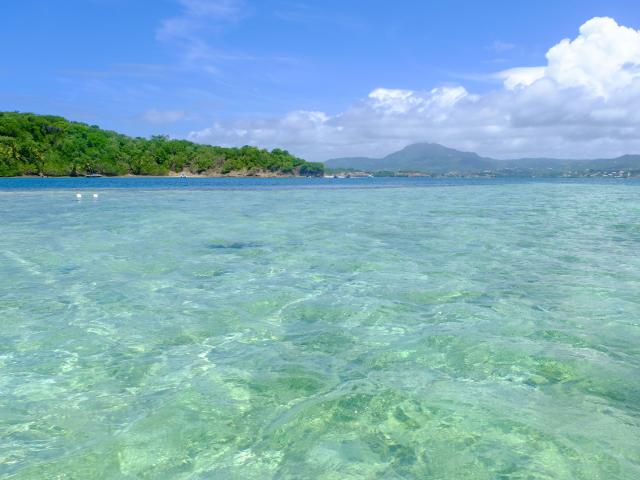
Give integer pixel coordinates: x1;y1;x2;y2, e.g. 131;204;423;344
76;193;82;199
93;193;98;198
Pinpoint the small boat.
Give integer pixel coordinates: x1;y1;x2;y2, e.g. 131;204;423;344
85;173;103;178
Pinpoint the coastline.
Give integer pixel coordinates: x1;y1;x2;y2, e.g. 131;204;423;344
1;172;315;179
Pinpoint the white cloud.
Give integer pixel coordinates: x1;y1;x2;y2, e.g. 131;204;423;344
499;17;640;96
545;17;640;97
142;109;187;124
497;67;546;90
188;17;640;161
367;86;470;113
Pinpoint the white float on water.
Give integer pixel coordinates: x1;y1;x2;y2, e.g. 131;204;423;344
76;193;82;199
93;193;99;198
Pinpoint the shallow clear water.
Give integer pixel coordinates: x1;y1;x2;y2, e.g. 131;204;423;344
1;179;639;479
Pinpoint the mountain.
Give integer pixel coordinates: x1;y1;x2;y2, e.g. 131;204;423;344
0;112;324;177
325;142;640;176
326;143;493;173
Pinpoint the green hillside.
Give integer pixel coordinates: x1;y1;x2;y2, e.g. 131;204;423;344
0;112;324;177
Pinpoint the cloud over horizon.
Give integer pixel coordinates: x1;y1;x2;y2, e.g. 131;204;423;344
188;17;640;161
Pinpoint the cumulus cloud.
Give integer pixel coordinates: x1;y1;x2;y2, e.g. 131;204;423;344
189;17;640;161
499;17;640;96
546;17;640;97
497;67;546;90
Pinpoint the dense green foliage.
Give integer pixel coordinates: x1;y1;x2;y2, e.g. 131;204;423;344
0;112;324;177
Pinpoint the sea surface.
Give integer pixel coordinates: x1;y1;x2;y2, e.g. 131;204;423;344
1;177;639;479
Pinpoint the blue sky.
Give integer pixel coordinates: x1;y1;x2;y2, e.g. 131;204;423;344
4;1;640;160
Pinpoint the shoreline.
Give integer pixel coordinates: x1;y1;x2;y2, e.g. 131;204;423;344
1;173;317;179
3;173;639;180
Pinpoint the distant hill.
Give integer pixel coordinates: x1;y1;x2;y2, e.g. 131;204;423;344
0;112;324;177
327;143;493;174
325;142;640;176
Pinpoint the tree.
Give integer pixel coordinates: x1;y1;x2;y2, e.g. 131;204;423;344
0;111;325;177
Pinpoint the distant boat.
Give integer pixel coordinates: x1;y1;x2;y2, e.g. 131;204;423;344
85;173;103;178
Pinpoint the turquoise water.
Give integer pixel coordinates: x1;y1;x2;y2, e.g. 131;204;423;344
1;179;639;479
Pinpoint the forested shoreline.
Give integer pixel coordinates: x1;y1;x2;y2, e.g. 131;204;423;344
0;112;324;177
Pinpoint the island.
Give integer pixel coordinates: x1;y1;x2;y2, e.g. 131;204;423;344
0;112;325;177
